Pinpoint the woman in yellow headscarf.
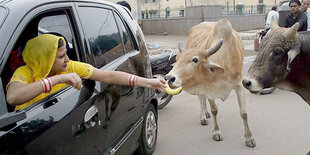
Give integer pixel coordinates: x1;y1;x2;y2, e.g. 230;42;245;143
6;34;166;110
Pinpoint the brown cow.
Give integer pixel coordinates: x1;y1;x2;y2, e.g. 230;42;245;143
164;18;256;147
243;21;310;105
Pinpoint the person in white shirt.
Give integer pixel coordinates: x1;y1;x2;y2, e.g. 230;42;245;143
265;6;279;29
301;0;310;30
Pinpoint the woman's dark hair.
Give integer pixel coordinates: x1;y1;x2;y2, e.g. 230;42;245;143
58;38;65;49
289;0;301;6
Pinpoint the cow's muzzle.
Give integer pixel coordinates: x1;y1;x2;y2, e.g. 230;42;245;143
242;77;263;94
242;79;252;88
164;75;182;89
164;75;176;84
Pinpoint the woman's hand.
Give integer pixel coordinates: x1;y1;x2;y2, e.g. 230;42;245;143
55;73;82;90
146;78;166;92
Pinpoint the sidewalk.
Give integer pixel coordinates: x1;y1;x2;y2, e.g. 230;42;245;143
145;29;262;56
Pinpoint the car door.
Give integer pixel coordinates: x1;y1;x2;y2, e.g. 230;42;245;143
74;3;146;154
0;2;108;154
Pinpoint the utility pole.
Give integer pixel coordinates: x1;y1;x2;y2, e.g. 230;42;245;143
233;0;235;12
137;0;141;19
227;1;229;14
158;1;160;18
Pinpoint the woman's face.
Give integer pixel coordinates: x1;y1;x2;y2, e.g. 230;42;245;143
51;45;69;73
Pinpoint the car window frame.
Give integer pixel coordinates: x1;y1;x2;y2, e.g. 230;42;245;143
0;6;8;29
0;3;80;115
75;3;128;68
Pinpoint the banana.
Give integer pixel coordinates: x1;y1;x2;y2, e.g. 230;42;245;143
165;82;182;95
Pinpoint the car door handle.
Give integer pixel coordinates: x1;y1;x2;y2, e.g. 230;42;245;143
84;105;100;128
43;97;61;109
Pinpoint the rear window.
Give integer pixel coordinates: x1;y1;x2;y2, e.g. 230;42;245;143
0;6;7;28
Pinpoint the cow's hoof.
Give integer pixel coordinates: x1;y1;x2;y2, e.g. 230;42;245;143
213;131;223;141
200;118;208;125
206;112;211;118
245;139;256;147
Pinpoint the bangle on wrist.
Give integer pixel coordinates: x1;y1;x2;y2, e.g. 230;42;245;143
128;75;138;86
40;77;53;93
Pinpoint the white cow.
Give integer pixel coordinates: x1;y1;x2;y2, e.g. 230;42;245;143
165;18;256;147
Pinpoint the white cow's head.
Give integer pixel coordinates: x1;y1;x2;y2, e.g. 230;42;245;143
164;40;224;90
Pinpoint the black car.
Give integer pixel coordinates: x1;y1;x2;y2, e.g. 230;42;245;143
0;0;159;154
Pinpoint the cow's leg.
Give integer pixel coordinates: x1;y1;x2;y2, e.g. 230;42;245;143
198;95;210;125
235;84;256;147
208;99;223;141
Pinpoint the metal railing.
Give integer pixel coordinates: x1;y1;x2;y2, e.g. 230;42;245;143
222;5;278;15
141;8;185;19
141;4;278;19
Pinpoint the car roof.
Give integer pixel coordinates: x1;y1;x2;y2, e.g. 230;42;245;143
0;0;116;11
0;0;136;66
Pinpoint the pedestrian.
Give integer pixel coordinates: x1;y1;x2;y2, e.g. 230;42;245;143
301;0;310;30
6;34;166;110
265;6;279;29
283;0;308;31
117;1;146;42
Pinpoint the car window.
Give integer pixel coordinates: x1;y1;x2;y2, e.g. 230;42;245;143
39;15;73;44
0;6;7;28
38;14;77;61
114;12;134;53
78;7;125;68
1;10;79;112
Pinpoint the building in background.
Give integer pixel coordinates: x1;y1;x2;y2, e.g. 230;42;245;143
105;0;289;19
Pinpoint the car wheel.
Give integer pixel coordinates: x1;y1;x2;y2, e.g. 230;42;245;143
136;104;157;155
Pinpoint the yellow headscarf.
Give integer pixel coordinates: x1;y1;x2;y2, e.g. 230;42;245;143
22;34;66;81
10;34;94;110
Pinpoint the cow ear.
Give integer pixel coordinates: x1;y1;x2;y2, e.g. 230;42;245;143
207;62;224;74
284;22;299;40
271;20;279;30
178;43;185;53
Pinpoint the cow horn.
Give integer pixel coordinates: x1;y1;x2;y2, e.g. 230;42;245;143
284;22;299;40
206;39;223;57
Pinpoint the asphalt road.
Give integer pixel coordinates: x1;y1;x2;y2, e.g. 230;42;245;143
153;56;310;155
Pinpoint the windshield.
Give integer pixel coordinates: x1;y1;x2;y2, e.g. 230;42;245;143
0;6;7;28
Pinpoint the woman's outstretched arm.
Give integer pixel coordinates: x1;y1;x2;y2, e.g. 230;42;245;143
90;68;166;92
6;68;166;106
